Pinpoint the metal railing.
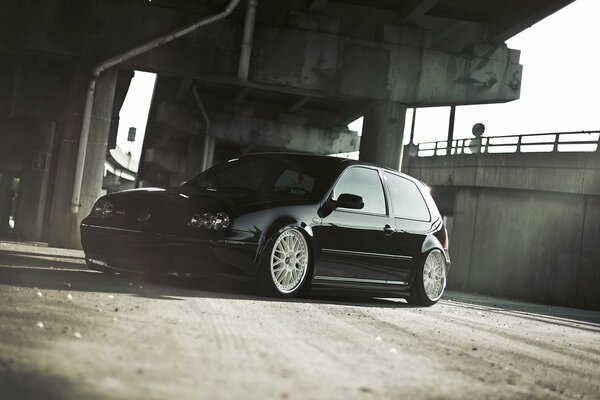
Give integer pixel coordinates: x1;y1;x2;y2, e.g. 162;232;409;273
417;130;600;157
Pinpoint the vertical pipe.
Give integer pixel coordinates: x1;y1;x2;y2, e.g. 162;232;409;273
447;105;456;155
70;74;98;214
409;107;417;144
69;0;242;214
238;0;258;81
192;86;213;172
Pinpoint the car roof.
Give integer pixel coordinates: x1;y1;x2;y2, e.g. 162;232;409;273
236;152;422;185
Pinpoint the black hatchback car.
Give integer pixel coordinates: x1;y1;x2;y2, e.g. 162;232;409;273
81;153;450;306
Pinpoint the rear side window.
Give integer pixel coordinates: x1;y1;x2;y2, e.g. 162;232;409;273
384;172;430;221
333;167;386;215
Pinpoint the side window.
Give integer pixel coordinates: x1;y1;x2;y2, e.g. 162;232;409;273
384;172;430;221
333;167;386;215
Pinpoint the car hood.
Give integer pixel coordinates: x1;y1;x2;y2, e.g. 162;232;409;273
101;187;312;214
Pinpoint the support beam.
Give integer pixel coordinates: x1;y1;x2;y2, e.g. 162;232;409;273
15;120;56;242
308;0;328;11
176;78;194;101
288;96;312;112
126;21;523;106
359;101;406;170
489;0;574;43
401;0;440;24
47;67;118;248
210;114;359;155
234;86;252;104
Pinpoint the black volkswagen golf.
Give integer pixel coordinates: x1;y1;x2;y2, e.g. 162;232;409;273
81;153;450;306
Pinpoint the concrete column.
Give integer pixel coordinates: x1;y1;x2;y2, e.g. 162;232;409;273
14;120;56;241
201;134;216;172
48;66;88;248
359;101;407;170
0;172;14;238
48;67;117;249
184;136;203;180
79;68;119;220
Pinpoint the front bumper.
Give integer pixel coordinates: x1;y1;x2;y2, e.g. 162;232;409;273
80;223;260;278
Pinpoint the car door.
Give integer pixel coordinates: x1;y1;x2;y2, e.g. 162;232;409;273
383;171;433;283
313;166;408;284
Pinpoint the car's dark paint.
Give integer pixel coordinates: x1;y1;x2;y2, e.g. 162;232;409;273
80;153;449;298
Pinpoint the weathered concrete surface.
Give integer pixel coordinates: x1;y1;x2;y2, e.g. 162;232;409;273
1;241;599;399
404;151;600;310
210;114;360;155
405;151;600;195
133;23;523;106
359;101;406;170
154;100;360;155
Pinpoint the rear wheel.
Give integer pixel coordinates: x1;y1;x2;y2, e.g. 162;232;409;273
407;249;447;306
258;228;310;297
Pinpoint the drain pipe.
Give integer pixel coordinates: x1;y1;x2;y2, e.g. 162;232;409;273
192;85;213;172
70;0;243;214
238;0;258;81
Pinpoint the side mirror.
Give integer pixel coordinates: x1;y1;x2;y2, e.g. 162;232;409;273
334;193;364;210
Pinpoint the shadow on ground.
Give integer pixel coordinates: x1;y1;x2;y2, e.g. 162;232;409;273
2;246;600;326
0;248;411;309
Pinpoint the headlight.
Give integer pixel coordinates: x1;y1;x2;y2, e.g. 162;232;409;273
189;212;230;230
213;212;230;230
93;200;113;218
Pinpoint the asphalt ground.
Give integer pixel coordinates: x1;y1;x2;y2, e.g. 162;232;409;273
0;240;599;400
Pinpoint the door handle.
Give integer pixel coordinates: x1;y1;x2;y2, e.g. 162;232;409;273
383;224;395;235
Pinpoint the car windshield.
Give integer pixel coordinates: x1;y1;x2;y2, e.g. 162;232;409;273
185;155;339;200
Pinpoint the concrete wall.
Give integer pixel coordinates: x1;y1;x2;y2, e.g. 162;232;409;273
449;187;599;310
405;151;600;310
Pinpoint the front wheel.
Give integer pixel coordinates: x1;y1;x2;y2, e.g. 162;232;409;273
257;228;310;298
407;249;447;306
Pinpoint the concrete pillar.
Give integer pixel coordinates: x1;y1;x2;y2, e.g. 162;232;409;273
359;101;407;170
79;68;119;221
48;67;117;249
0;172;14;237
14;120;56;241
47;66;87;248
201;134;216;172
184;136;203;181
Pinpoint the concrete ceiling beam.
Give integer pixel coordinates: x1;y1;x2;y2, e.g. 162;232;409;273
489;0;575;43
308;0;328;11
210;113;360;154
125;20;523;106
400;0;440;24
234;86;252;103
288;95;312;112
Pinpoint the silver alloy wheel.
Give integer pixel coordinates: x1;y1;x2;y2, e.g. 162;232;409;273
269;229;309;294
422;249;447;301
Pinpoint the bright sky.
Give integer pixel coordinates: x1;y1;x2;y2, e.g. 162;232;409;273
119;0;599;161
115;71;156;161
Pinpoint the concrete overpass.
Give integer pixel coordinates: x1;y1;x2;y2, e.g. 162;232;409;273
404;131;600;310
0;0;574;248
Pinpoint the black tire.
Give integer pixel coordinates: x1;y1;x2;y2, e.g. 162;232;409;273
407;249;447;306
257;228;310;298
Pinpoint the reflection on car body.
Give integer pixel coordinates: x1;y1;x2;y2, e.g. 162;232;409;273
81;153;450;306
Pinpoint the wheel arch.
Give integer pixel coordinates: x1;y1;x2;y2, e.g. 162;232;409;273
253;216;316;281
